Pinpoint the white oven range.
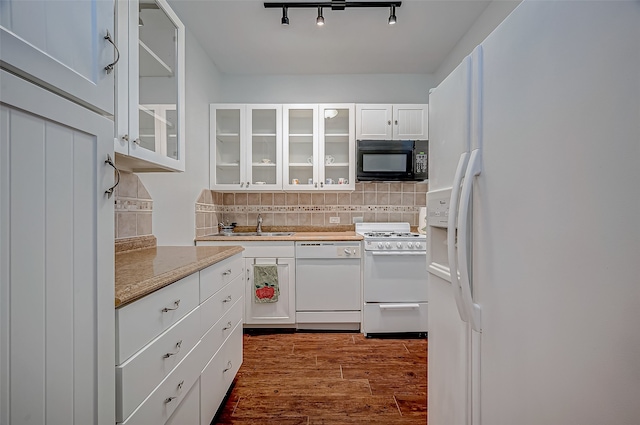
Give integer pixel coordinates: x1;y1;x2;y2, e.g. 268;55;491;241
356;222;428;336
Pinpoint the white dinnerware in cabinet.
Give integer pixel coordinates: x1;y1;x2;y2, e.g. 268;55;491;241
210;104;283;191
356;104;428;140
283;104;355;191
114;0;186;172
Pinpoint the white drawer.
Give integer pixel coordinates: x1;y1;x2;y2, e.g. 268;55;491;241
116;306;201;422
117;273;200;363
200;322;243;425
363;302;428;334
200;275;244;335
165;377;200;425
200;297;243;369
200;254;243;302
121;342;202;425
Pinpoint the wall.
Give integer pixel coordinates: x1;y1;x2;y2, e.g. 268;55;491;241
195;182;427;237
218;73;438;104
138;29;224;245
114;171;153;239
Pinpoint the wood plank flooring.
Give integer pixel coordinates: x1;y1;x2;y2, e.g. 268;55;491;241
213;331;427;424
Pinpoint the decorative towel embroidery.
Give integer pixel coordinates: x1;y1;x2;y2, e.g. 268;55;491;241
253;264;279;303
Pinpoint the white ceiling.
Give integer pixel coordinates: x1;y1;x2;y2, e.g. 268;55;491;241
167;0;493;76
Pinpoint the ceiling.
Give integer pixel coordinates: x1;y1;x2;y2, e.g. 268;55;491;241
167;0;493;76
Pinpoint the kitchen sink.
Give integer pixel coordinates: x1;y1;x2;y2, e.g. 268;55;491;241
215;232;294;237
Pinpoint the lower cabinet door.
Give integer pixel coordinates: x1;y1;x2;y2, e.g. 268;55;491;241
165;378;200;425
200;323;243;425
244;257;296;325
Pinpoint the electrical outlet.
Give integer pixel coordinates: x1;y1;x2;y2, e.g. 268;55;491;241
329;216;340;224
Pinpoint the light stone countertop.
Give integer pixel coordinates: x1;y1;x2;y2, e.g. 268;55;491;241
115;245;244;308
196;231;363;242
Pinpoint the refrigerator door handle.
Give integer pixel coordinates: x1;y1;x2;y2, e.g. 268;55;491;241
457;148;482;332
448;152;470;323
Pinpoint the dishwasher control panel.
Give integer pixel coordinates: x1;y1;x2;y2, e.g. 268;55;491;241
295;242;361;259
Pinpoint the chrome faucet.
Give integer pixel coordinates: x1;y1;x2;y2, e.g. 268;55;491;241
256;213;263;234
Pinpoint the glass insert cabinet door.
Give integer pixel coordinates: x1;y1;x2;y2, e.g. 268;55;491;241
211;104;282;190
319;104;355;190
283;104;354;190
283;105;318;189
137;0;178;157
212;106;244;187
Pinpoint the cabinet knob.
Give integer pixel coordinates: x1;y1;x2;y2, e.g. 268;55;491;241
240;182;244;188
222;269;232;276
132;138;140;145
164;397;177;404
246;181;250;187
395;120;398;125
222;321;232;331
387;120;391;125
223;360;233;373
121;134;130;142
223;295;232;303
163;340;183;359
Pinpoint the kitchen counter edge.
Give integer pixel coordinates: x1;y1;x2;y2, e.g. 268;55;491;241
115;245;244;309
195;231;363;242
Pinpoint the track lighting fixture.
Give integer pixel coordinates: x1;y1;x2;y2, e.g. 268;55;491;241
388;5;396;24
265;1;402;25
316;6;324;26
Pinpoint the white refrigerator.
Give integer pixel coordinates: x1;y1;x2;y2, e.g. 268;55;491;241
426;2;640;425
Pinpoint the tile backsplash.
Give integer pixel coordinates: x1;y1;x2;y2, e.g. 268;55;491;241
114;171;153;239
195;182;427;237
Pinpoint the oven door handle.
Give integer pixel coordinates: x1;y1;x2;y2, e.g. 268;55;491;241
379;304;421;310
369;251;426;256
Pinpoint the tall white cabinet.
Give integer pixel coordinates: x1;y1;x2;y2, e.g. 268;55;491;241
356;104;429;140
0;1;116;424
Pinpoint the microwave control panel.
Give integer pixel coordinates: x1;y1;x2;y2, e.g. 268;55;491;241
415;153;428;174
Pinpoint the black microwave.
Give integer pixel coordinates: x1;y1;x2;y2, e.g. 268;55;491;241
356;139;428;181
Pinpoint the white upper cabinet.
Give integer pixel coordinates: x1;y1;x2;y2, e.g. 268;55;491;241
210;104;283;191
283;104;355;191
0;0;115;114
114;0;186;172
356;104;429;140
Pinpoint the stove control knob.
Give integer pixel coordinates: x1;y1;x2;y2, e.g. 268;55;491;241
415;242;422;249
385;242;391;249
396;242;402;249
377;242;383;249
408;242;413;248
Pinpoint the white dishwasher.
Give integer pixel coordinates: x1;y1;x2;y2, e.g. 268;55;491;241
295;241;362;331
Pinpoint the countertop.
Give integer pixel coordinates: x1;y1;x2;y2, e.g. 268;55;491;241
115;245;244;308
195;231;363;242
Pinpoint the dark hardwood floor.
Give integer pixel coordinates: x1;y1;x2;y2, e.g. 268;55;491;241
213;330;427;424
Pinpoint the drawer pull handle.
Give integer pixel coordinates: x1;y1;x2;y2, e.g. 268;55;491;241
222;295;232;303
177;380;184;391
164;396;177;404
222;321;232;331
223;361;233;373
163;340;183;359
222;269;232;276
161;300;180;313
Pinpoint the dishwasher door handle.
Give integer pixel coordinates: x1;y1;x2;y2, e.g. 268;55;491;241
370;251;426;256
379;304;420;310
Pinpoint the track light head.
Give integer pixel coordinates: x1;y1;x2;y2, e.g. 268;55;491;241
316;6;324;26
388;5;396;25
281;6;289;25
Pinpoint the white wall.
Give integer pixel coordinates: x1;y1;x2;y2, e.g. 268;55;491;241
435;0;521;83
218;73;438;104
139;30;223;245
